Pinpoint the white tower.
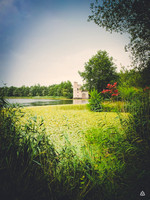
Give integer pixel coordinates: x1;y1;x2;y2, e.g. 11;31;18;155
73;82;89;99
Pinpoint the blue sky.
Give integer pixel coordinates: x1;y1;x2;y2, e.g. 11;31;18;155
0;0;131;87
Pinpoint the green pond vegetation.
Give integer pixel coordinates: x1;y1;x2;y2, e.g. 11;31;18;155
22;104;129;158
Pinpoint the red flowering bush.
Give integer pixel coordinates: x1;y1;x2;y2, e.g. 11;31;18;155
101;82;119;98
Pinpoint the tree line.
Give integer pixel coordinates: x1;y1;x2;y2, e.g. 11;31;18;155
0;81;73;99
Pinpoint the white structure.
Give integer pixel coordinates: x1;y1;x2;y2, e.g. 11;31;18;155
73;82;89;99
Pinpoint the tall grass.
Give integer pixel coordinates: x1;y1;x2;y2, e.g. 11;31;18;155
115;89;150;199
0;99;57;199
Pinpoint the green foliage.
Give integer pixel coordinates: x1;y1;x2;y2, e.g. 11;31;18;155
85;126;127;177
118;86;141;101
0;102;57;199
78;50;118;92
118;66;150;89
125;90;150;142
48;81;73;98
89;0;150;71
84;120;141;200
140;65;150;87
118;91;150;199
88;89;103;112
118;67;142;88
102;101;125;112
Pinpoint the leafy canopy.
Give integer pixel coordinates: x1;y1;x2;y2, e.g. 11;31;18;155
78;50;118;92
118;66;142;88
89;0;150;72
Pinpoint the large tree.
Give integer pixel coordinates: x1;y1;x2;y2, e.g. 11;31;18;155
78;50;118;92
118;66;142;88
88;0;150;85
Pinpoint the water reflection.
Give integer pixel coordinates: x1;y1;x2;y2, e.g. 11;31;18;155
73;100;88;104
7;98;88;107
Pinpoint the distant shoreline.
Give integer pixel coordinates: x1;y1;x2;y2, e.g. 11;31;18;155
5;96;88;101
5;96;70;100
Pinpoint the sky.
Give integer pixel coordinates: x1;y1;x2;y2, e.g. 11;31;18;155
0;0;131;87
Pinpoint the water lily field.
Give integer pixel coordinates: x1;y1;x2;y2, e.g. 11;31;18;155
22;104;128;156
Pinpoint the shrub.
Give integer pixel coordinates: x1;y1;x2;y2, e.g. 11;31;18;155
102;101;125;112
118;86;141;101
88;89;103;112
101;82;119;98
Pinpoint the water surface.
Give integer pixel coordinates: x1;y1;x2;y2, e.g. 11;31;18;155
7;98;88;107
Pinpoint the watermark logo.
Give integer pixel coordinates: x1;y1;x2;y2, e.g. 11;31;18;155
140;191;146;197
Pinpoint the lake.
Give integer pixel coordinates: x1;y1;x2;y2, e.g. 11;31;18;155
7;98;88;107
